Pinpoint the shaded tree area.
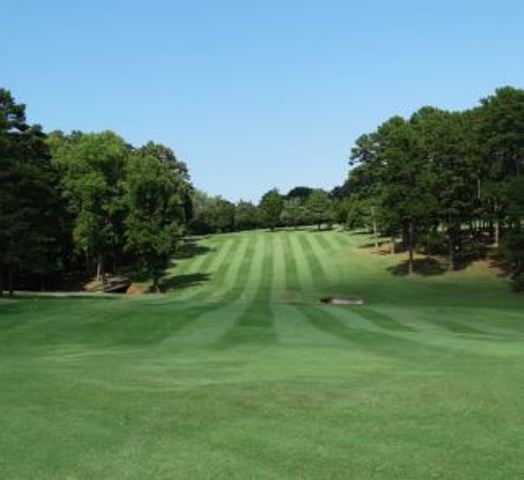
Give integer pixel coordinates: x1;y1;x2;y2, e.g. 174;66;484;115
260;187;334;231
124;151;187;292
259;188;284;231
0;89;63;294
335;86;524;290
189;191;237;234
188;186;337;234
0;88;193;294
3;85;523;293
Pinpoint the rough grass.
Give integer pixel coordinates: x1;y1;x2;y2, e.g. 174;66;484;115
1;229;524;479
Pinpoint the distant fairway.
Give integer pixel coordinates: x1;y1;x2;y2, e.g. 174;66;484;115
1;229;524;479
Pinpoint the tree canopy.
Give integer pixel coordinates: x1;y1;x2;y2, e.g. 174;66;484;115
2;85;523;293
338;86;524;284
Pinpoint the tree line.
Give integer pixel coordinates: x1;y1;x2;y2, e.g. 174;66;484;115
335;86;524;290
0;89;192;293
190;186;336;234
2;86;523;294
0;88;338;294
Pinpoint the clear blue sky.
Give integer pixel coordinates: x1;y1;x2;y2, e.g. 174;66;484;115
2;1;523;202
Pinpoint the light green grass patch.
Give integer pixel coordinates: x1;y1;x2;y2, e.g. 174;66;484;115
1;229;523;479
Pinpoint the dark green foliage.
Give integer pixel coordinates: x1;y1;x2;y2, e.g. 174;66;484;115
235;200;261;231
48;130;131;280
189;191;236;234
210;198;236;232
137;141;194;223
124;152;186;291
0;89;62;294
342;86;524;286
480;86;524;178
259;188;283;231
280;197;307;228
0;88;196;291
511;272;524;292
285;186;313;201
3;84;524;293
306;189;333;230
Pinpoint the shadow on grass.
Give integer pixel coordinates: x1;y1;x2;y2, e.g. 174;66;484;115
489;256;512;277
274;226;334;233
174;239;213;260
160;272;211;292
350;229;373;236
359;240;392;250
307;227;334;233
388;257;446;276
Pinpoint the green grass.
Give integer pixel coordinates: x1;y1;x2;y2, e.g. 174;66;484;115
1;229;524;479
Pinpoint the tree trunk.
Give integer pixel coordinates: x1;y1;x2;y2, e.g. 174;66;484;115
96;255;106;283
96;260;101;282
153;276;160;293
390;236;395;255
408;221;414;275
371;207;378;249
8;265;14;296
494;220;500;248
85;252;91;278
402;225;409;252
0;267;3;296
448;233;455;272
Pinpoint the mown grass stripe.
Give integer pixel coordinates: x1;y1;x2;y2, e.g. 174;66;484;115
351;307;415;332
282;233;300;292
158;234;262;348
175;237;236;301
124;236;247;346
297;232;329;289
220;233;259;304
205;234;246;302
322;231;349;280
217;233;276;346
295;305;358;343
178;233;256;308
280;231;346;342
167;237;214;276
298;304;457;359
333;230;356;249
175;236;222;276
445;307;524;336
306;232;340;285
190;237;227;273
313;232;334;252
289;232;314;291
421;314;489;335
271;232;286;302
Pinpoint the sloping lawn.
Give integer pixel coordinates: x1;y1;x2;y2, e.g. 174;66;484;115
1;229;523;479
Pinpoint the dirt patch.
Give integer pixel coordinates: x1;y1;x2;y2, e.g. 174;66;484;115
126;283;149;295
464;258;508;277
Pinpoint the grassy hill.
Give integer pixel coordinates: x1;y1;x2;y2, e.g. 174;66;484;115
1;229;523;479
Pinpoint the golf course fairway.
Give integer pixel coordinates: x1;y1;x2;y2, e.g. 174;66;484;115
1;229;523;479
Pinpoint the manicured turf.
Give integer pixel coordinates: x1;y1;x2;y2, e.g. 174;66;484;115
1;229;523;479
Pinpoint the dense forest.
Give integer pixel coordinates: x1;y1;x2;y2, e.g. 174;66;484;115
1;86;523;294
